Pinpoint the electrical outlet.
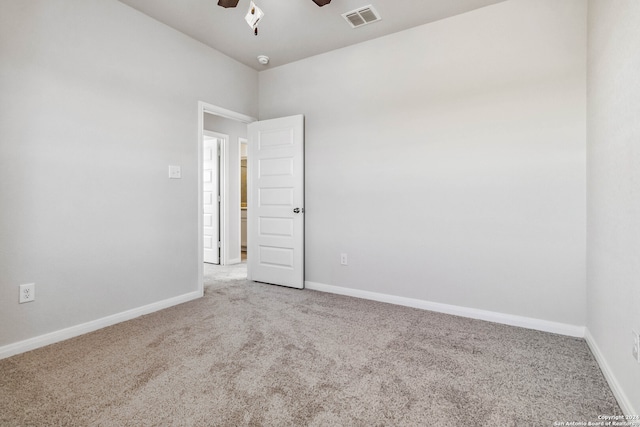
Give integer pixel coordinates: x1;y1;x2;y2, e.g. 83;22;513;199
633;330;640;364
19;283;35;303
168;165;181;179
340;253;348;265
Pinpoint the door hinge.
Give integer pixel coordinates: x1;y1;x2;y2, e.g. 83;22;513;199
217;195;221;203
217;241;221;248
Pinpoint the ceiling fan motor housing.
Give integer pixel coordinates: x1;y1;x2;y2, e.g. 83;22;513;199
312;0;332;5
217;0;240;8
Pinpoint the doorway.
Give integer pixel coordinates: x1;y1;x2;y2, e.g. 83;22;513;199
197;102;305;293
198;102;256;295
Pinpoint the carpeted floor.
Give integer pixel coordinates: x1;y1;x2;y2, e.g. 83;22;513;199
0;263;622;426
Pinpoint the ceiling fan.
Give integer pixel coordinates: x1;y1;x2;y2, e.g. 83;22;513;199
217;0;331;7
218;0;331;37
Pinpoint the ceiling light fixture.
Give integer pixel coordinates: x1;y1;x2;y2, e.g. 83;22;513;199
244;1;264;35
257;55;270;65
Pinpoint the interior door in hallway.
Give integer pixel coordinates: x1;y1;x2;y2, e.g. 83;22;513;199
247;115;304;289
203;136;220;264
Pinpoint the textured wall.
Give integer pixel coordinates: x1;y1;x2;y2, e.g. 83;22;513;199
587;0;640;414
0;0;258;347
260;0;587;326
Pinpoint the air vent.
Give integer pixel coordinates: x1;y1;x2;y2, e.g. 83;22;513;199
342;5;381;29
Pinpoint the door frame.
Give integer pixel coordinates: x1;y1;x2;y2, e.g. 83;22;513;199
197;101;256;295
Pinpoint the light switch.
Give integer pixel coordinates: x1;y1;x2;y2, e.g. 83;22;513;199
168;165;181;179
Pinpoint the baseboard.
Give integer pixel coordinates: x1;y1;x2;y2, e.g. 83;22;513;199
305;281;585;338
0;290;202;360
584;329;637;416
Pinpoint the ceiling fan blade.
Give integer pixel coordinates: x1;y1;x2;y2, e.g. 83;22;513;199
312;0;331;6
217;0;239;8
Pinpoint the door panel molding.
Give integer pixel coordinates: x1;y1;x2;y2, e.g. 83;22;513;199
203;132;224;265
247;115;305;289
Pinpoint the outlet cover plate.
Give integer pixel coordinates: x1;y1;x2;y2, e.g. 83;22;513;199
168;165;182;179
19;283;35;303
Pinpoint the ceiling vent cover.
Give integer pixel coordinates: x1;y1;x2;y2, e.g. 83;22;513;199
342;5;381;29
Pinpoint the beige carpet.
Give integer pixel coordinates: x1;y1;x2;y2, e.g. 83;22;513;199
1;263;621;426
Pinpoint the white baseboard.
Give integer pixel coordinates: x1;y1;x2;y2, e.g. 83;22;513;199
584;329;637;416
305;281;585;338
0;290;202;360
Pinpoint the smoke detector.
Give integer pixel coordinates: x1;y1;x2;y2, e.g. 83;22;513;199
342;5;381;28
257;55;270;65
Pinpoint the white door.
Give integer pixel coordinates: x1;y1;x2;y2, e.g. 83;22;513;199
247;115;304;289
203;136;220;264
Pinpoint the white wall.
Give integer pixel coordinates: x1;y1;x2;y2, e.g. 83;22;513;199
260;0;587;327
203;114;248;263
587;0;640;414
0;0;257;348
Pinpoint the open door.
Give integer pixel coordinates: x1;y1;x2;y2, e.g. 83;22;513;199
203;136;220;264
247;115;304;289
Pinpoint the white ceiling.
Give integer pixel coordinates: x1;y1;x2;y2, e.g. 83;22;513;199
118;0;507;70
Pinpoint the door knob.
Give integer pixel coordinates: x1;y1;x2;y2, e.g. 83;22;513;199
293;208;303;213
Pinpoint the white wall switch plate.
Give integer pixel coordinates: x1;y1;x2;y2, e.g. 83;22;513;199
168;165;182;179
19;283;35;303
340;253;348;265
